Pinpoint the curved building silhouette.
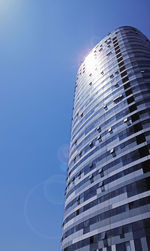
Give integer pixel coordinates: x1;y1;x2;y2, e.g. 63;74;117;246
62;26;150;251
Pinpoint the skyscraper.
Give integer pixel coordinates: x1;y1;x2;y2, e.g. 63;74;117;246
62;26;150;251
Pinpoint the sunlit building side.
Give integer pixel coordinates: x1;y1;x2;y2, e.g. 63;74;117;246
62;26;150;251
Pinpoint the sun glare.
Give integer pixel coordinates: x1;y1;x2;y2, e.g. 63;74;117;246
0;0;17;12
85;52;97;72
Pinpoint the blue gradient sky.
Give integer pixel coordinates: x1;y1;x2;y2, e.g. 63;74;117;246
0;0;150;250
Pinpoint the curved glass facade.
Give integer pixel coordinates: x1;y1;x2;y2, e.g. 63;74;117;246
62;26;150;251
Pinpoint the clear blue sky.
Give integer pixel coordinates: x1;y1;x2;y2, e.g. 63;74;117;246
0;0;149;250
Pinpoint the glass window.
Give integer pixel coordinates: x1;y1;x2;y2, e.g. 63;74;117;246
116;243;126;251
134;239;142;251
125;242;131;251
